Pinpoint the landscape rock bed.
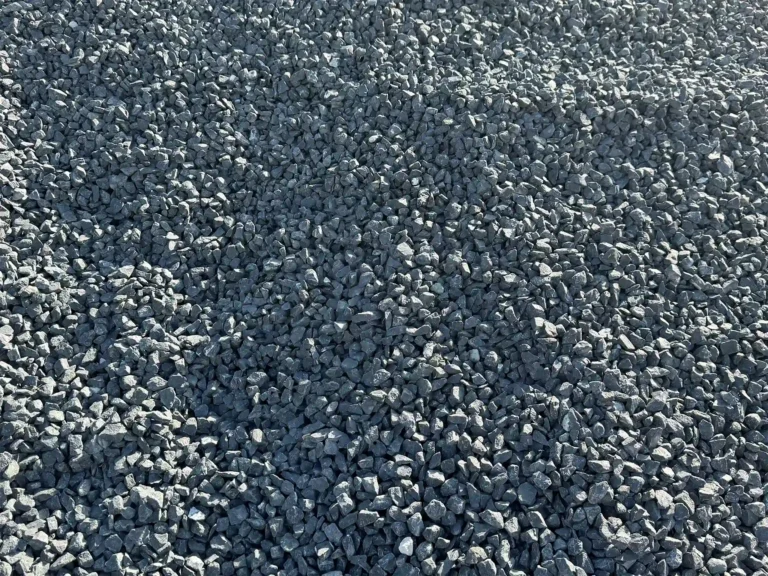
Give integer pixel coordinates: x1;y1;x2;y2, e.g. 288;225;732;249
1;0;768;575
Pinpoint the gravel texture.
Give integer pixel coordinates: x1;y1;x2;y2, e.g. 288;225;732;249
1;0;768;575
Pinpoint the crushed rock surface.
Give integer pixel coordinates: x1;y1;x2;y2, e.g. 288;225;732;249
2;0;768;575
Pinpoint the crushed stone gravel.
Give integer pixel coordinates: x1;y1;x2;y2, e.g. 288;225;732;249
2;0;768;575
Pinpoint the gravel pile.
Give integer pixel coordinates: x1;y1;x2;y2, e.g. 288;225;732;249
1;0;768;575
